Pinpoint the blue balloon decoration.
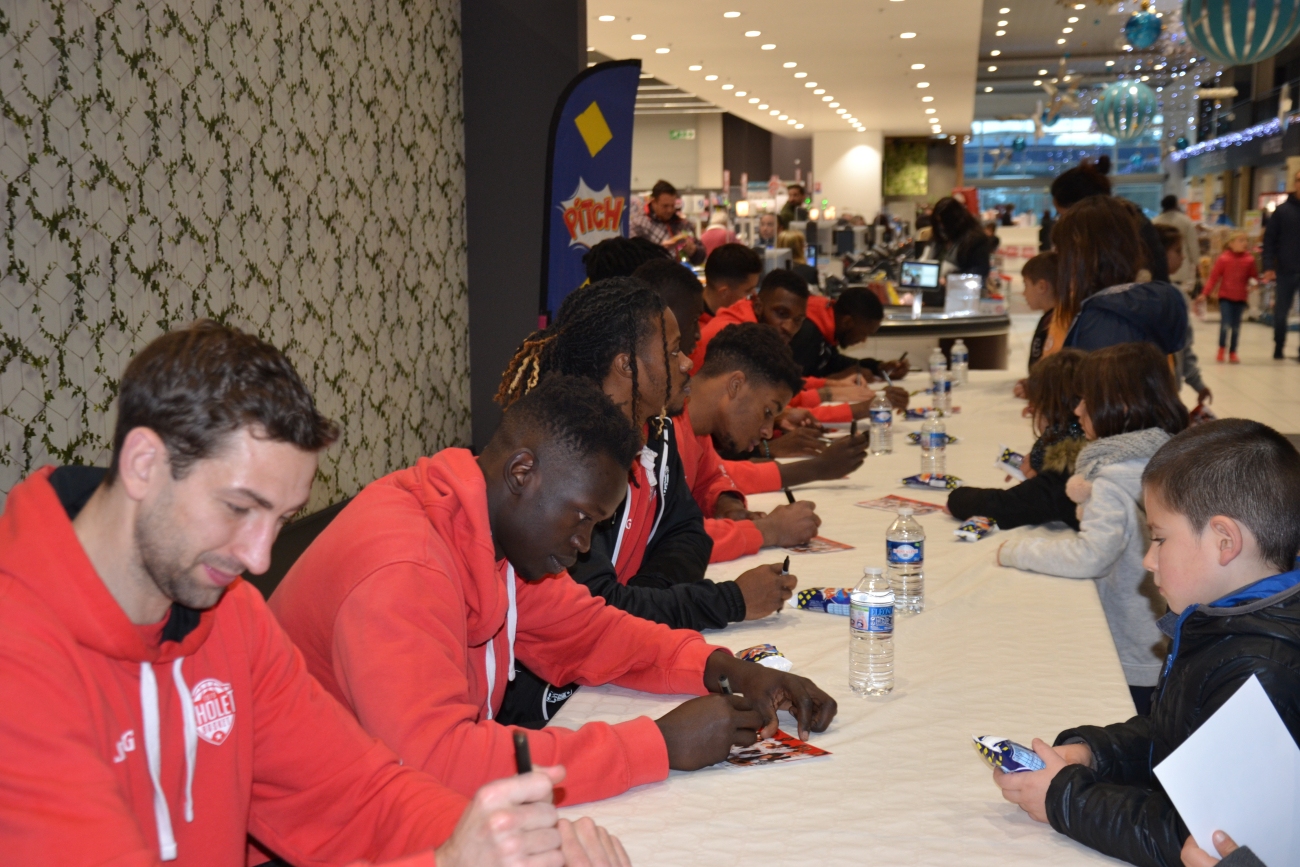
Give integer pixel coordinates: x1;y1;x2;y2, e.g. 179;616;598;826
1183;0;1300;65
1094;80;1160;141
1125;10;1164;49
1176;135;1190;149
1011;136;1027;152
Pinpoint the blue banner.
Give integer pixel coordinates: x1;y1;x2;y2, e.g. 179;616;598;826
540;59;641;319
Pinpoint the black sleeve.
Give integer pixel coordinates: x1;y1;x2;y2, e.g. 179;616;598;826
1044;763;1187;867
946;471;1078;530
1053;716;1158;787
635;442;714;587
1263;210;1280;272
1218;848;1267;867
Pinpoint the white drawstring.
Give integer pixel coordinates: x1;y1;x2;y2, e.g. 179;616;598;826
647;430;670;543
610;483;632;568
139;660;197;861
483;565;521;721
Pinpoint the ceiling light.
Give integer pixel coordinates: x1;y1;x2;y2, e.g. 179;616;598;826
858;128;866;132
997;20;1008;26
985;86;994;92
722;83;734;90
814;88;825;94
705;74;718;80
689;64;703;71
911;63;926;70
759;103;768;109
723;10;741;17
1141;75;1149;80
922;95;933;102
901;32;917;38
830;102;840;107
917;81;930;88
1105;60;1115;67
770;109;780;115
1068;16;1079;23
925;108;935;114
783;61;798;68
1033;79;1042;85
1074;2;1085;7
748;97;759;103
1062;27;1073;33
795;123;804;129
991;49;1001;56
588;47;594;51
598;15;615;22
836;108;846;113
787;118;796;124
656;47;670;53
794;72;807;78
745;30;760;36
761;43;776;50
996;30;1006;36
988;65;997;72
822;95;833;101
999;6;1010;12
1038;68;1048;75
1057;38;1066;44
736;91;746;96
631;34;646;40
779;114;788;119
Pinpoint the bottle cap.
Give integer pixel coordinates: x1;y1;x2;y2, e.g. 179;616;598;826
897;507;913;517
862;566;884;576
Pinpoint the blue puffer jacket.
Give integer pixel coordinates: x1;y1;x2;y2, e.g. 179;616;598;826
1064;281;1189;354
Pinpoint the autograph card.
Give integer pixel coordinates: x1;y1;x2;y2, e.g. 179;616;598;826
854;494;948;516
784;535;856;554
722;730;831;768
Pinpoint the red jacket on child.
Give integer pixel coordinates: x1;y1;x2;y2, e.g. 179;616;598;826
0;467;465;867
1205;249;1258;303
269;449;724;807
676;405;765;562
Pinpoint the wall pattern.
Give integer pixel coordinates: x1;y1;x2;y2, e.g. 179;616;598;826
0;0;469;509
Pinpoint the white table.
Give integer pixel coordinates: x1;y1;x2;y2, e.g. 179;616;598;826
553;368;1137;866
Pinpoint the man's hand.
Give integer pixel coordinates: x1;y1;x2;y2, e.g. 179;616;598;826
1263;269;1277;283
991;738;1073;824
435;767;566;867
766;428;827;457
1181;831;1240;867
881;358;911;380
1197;386;1213;406
703;651;838;740
753;501;820;547
824;382;876;403
734;562;798;618
806;432;867;479
713;492;751;521
655;693;764;770
777;408;821;430
884;386;909;409
558;818;632;867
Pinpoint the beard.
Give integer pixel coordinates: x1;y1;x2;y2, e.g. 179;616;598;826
133;493;234;612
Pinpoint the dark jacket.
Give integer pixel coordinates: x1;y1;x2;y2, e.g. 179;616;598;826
946;231;996;279
1064;281;1189;355
568;418;741;630
1045;571;1300;867
789;317;880;379
1028;309;1053;371
1262;193;1300;276
946;436;1085;530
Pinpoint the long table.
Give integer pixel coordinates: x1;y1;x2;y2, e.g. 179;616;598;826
552;367;1137;866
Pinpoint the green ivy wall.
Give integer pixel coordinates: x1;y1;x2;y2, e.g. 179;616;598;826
0;0;470;508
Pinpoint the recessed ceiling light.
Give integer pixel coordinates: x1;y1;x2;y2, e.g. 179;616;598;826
705;74;718;80
1038;68;1048;74
795;123;804;129
814;88;825;94
761;43;776;49
990;49;1001;56
794;72;807;78
770;109;780;115
1073;2;1085;7
830;102;840;107
999;6;1010;12
836;108;846;113
722;83;734;90
1062;26;1073;33
1033;79;1042;85
988;65;997;71
689;64;703;71
598;15;615;22
900;32;917;38
736;91;746;96
925;108;935;114
1068;16;1079;23
805;82;818;88
984;86;993;92
1105;60;1115;67
779;114;788;119
996;29;1006;36
1141;74;1149;80
922;95;934;102
759;103;769;109
1057;37;1066;43
786;118;796;124
783;62;798;68
631;34;646;40
748;97;759;103
822;95;833;101
723;10;741;17
656;47;670;53
858;128;866;132
997;20;1008;26
588;47;594;51
745;30;761;36
911;63;926;70
917;81;930;88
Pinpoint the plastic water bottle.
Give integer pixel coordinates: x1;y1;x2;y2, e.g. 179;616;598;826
886;507;926;614
849;566;894;696
920;410;946;474
950;339;969;387
868;390;893;455
928;346;947;386
932;371;952;414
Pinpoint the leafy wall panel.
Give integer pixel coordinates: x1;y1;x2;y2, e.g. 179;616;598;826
0;0;469;509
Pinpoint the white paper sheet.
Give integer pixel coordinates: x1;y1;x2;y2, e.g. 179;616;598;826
1153;675;1300;867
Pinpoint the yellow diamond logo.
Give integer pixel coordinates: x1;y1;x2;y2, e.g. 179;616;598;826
574;101;614;158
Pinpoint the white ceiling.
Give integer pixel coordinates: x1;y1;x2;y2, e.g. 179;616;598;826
586;0;984;137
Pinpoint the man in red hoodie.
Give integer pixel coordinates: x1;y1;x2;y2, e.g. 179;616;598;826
0;321;625;867
271;373;836;808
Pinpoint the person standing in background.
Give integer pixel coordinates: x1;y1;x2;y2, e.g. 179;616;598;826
755;213;779;248
777;230;820;288
700;209;738;257
1153;195;1200;297
631;180;706;265
779;183;806;228
1261;169;1300;359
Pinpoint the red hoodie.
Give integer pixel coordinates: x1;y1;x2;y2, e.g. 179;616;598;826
676;406;765;562
805;295;837;344
269;449;723;807
692;299;852;423
0;467;466;867
1205;249;1258;303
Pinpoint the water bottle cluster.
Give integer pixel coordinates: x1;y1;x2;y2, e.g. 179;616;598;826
849;508;927;697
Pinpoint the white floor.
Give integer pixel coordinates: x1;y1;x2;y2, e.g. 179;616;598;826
1005;312;1300;436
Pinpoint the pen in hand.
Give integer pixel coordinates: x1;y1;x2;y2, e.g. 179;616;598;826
513;730;532;774
718;675;733;695
781;555;790;575
784;487;796;505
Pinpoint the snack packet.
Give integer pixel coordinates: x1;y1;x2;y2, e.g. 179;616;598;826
736;643;793;672
907;431;959;446
903;407;960;421
996;444;1027;482
787;587;853;615
902;473;963;490
955;516;997;541
972;735;1046;773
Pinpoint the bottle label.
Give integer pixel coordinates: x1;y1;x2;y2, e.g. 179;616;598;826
887;540;924;564
936;378;952;394
852;604;894;633
924;431;946;449
870;409;892;425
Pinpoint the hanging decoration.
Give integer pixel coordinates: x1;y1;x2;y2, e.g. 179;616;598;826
1094;80;1160;140
1182;0;1300;66
1011;136;1027;152
1125;2;1164;48
1040;56;1081;124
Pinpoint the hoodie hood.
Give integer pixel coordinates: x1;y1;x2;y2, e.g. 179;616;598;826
0;466;216;664
1070;281;1189;354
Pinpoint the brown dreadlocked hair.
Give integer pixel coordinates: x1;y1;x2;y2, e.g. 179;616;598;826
496;278;672;431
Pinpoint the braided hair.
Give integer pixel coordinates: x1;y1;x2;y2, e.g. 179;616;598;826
497;278;673;430
582;236;672;283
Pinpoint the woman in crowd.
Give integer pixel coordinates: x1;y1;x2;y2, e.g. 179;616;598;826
929;196;996;282
777;230;819;288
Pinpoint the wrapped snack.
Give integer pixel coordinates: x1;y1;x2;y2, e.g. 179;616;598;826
902;473;963;490
907;431;959;446
955;516;997;541
736;643;793;672
787;587;853;615
972;735;1046;773
903;407;960;421
996;444;1027;482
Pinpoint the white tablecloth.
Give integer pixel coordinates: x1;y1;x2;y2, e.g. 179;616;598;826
552;368;1137;866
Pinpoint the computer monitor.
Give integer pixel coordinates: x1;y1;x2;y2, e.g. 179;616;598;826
899;260;940;289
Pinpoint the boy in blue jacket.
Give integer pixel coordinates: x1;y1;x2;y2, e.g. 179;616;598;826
993;419;1300;867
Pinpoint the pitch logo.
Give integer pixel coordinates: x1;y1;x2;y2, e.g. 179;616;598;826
112;730;135;763
559;178;625;249
191;678;236;745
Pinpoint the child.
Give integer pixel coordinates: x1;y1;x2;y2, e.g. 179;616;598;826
1156;224;1212;407
949;349;1087;529
992;419;1300;867
1204;230;1258;363
1023;251;1060;371
998;342;1189;715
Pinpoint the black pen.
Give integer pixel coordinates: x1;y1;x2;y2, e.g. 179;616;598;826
718;675;733;695
784;487;796;504
781;555;790;575
851;418;858;437
513;730;532;774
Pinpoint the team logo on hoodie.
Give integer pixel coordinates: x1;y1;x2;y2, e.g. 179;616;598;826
191;678;236;745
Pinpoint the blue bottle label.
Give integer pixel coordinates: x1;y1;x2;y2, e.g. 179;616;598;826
870;408;892;425
925;431;946;449
936;378;952;394
850;605;893;633
887;540;924;564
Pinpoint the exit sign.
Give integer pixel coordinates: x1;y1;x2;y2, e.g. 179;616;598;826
669;128;696;140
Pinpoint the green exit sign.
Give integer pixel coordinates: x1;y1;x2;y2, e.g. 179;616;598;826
669;128;696;140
